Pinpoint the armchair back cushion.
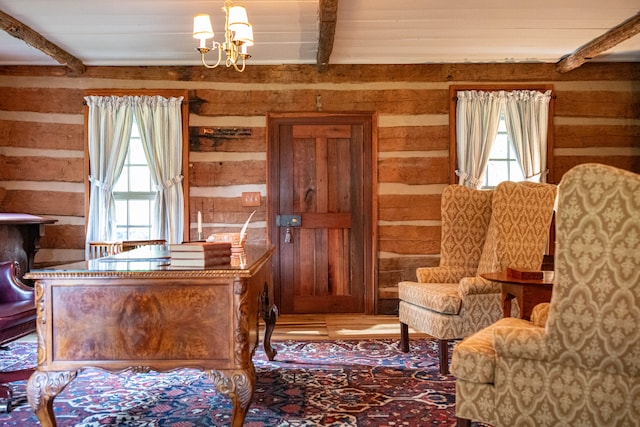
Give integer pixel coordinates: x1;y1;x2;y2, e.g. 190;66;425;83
416;185;493;284
476;181;557;276
546;163;640;376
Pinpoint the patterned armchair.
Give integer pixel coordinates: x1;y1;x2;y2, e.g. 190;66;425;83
399;181;557;374
450;163;640;426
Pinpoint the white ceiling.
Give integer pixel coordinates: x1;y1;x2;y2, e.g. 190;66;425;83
0;0;638;68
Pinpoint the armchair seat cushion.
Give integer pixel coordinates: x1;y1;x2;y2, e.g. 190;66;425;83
451;317;531;384
398;281;461;314
0;301;36;331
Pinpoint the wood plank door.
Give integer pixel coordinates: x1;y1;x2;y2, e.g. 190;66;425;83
268;113;375;314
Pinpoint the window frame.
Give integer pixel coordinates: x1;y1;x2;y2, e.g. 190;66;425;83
448;84;555;185
83;89;190;240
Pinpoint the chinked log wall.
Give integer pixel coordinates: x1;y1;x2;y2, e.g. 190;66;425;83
0;64;638;314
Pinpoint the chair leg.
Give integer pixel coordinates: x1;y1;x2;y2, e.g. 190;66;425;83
0;384;13;412
456;417;471;427
438;339;450;375
0;368;34;413
399;322;410;352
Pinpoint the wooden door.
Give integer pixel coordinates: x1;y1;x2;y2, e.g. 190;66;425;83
268;114;375;314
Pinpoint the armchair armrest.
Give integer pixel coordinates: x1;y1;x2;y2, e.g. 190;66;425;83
530;303;550;327
416;265;476;284
0;261;34;303
458;276;501;296
493;324;548;361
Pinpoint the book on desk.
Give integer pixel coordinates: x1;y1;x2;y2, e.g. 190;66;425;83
169;241;232;267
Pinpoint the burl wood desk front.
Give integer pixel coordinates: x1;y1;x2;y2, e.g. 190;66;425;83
24;245;278;427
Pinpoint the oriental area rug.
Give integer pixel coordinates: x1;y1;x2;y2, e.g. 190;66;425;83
0;339;488;426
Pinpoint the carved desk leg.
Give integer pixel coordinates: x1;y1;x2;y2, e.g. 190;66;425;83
259;282;278;361
27;370;78;427
206;367;255;427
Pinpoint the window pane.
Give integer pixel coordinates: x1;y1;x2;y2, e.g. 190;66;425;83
111;119;155;241
129;166;151;191
481;115;531;189
113;169;128;192
490;135;509;158
497;115;507;132
115;227;128;241
129;200;150;226
131;121;141;138
128;227;150;241
115;200;128;225
486;160;510;187
510;160;525;181
129;139;147;164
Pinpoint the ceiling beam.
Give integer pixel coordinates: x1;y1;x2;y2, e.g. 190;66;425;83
0;9;85;74
556;12;640;73
316;0;338;73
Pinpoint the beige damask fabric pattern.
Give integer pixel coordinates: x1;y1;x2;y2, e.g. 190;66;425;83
399;181;556;372
416;185;494;284
476;181;558;275
450;163;640;426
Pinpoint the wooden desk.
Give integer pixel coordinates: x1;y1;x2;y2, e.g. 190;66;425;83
24;245;278;427
481;270;554;321
0;213;57;282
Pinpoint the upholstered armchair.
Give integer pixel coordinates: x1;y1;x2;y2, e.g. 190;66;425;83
0;260;36;412
450;163;640;426
399;180;557;374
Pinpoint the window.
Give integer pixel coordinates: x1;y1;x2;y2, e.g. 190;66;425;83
112;118;155;240
481;113;525;189
84;90;189;248
449;85;554;188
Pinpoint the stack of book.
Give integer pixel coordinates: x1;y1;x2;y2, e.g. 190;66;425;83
169;241;232;268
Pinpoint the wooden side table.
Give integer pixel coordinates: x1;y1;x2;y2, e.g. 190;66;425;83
481;270;554;320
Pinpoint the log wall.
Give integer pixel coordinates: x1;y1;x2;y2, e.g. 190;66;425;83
0;63;638;313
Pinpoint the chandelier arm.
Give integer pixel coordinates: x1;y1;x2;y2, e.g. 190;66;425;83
231;57;246;72
200;42;224;69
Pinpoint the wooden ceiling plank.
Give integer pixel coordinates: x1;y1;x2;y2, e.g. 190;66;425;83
556;12;640;73
0;9;85;74
316;0;339;73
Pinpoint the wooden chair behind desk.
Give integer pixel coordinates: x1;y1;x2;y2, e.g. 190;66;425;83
88;241;123;259
121;239;166;252
88;240;166;259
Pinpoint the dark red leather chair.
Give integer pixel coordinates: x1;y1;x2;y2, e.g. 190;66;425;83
0;260;36;412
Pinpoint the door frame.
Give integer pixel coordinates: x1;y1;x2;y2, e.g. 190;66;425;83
266;112;378;314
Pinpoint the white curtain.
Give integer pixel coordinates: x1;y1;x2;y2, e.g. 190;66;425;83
84;96;134;251
503;90;552;182
133;96;185;244
85;95;185;253
455;90;503;189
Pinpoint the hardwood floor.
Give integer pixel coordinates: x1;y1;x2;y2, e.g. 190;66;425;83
18;315;429;344
263;314;430;341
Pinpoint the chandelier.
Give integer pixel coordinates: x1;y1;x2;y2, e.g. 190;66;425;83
192;0;254;72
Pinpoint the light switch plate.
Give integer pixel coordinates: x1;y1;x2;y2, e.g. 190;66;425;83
241;192;261;207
